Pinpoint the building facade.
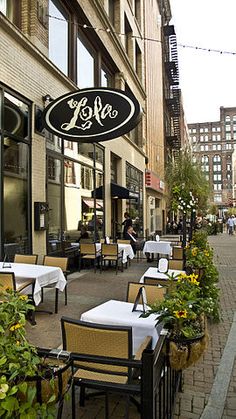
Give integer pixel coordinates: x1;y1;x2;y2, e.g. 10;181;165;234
0;0;178;259
188;106;236;213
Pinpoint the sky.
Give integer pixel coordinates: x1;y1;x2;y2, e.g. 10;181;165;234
169;0;236;124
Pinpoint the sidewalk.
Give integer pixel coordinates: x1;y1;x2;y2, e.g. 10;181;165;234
26;233;236;418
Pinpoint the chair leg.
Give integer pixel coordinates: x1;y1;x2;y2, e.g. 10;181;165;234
72;383;76;419
64;284;67;306
105;392;109;419
79;386;85;406
55;289;59;314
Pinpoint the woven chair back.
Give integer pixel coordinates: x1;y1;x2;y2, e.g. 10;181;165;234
172;247;183;260
0;272;16;291
168;259;184;270
101;243;118;256
127;282;166;305
61;318;132;375
80;243;96;255
14;254;38;264
43;256;68;272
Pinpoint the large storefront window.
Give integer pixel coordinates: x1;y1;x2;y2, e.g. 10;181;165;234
77;36;95;88
46;140;105;251
0;89;31;259
126;163;143;235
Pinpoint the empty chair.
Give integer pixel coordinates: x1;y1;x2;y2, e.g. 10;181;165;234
0;272;16;292
172;246;184;260
14;254;38;264
100;243;123;274
61;317;151;419
43;256;69;313
79;243;100;272
126;282;166;305
168;259;184;270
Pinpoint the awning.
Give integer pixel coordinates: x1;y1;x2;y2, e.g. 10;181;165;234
92;182;139;200
83;199;103;209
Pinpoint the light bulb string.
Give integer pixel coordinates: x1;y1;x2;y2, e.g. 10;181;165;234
48;14;236;56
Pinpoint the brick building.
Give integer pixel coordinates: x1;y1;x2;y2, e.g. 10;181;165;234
188;106;236;213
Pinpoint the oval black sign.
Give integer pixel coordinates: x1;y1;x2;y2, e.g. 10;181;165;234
42;88;141;142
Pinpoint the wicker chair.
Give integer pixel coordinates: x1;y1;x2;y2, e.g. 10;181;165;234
168;259;184;270
117;240;130;244
61;317;152;419
42;256;69;313
0;272;16;292
100;243;124;274
14;254;38;264
126;282;166;305
172;247;184;260
79;243;100;272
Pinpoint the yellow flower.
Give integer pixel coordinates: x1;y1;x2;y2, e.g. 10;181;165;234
188;274;200;285
204;250;209;257
191;248;198;257
19;295;28;301
10;323;22;331
174;309;187;318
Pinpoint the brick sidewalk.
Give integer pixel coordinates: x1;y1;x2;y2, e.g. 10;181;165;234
26;234;236;418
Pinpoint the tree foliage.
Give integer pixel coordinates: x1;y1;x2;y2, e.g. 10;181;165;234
165;150;211;213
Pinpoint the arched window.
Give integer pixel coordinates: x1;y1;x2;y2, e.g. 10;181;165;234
213;155;221;163
225;115;231;123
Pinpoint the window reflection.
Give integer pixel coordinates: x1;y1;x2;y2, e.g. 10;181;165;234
4;92;29;140
3;140;29;255
49;0;68;75
47;157;62;252
77;37;95;87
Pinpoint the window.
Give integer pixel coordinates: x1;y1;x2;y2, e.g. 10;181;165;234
200;135;204;142
110;153;119;183
192;156;197;163
205;174;209;181
225;115;231;123
217;127;221;132
212;127;216;132
233;115;236;122
204;128;208;132
213;174;222;181
135;41;142;80
101;67;112;87
192;136;196;142
192;128;196;133
213;155;221;162
200;128;204;133
226;125;231;132
234;133;236;140
0;0;19;25
134;0;141;26
49;0;68;75
124;14;133;61
226;133;231;141
227;173;231;180
217;134;221;141
212;135;216;141
201;155;209;163
213;164;221;172
227;164;231;171
214;194;222;203
77;36;95;88
205;135;208;142
108;0;115;25
213;184;222;190
226;143;232;150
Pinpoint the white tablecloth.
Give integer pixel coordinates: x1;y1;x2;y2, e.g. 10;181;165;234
71;243;134;264
139;267;185;283
0;262;66;305
143;241;172;256
81;299;160;354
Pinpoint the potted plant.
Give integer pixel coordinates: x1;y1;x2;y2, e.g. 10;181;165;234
143;273;210;370
0;289;71;418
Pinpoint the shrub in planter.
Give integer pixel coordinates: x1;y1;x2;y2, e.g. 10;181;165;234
0;289;71;418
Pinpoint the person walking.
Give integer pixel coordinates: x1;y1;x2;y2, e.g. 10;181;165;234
227;215;234;235
122;212;132;238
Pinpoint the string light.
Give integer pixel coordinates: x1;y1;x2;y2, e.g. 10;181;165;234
47;14;236;56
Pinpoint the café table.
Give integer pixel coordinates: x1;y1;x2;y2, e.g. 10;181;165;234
143;240;172;257
71;242;134;264
80;299;161;354
139;266;185;284
0;262;66;306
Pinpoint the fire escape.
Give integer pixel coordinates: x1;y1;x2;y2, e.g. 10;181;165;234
163;25;181;157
